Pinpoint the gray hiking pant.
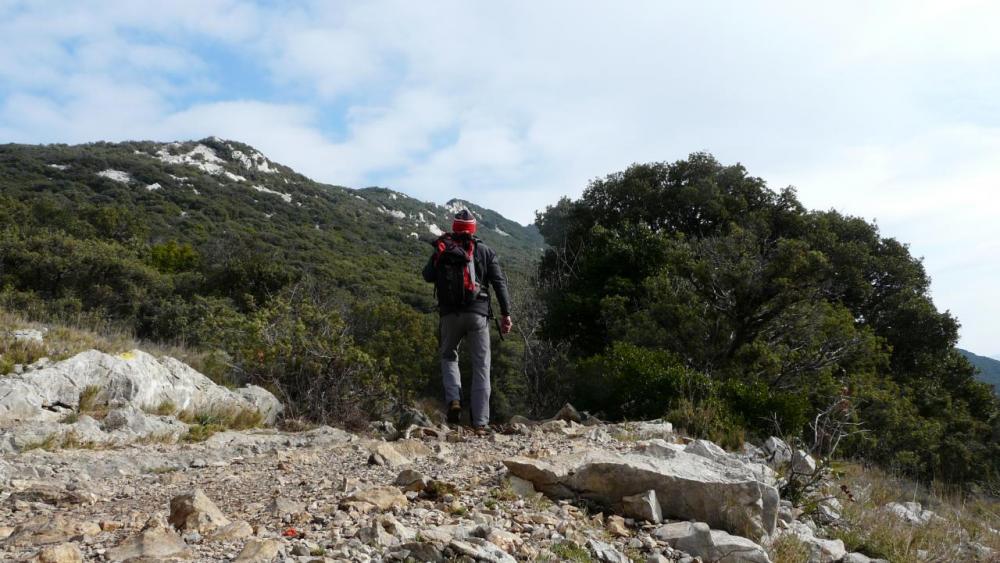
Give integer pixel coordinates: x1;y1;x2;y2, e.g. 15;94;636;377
439;312;491;426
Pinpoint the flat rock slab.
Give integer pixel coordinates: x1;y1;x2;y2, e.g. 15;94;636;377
504;448;777;540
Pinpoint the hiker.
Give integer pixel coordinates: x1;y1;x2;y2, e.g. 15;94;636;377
422;209;513;433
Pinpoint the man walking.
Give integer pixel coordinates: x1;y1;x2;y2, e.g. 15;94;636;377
423;209;513;433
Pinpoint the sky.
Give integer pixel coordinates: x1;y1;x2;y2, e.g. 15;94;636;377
1;1;998;354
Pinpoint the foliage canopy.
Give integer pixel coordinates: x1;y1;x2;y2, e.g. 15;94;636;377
535;153;999;484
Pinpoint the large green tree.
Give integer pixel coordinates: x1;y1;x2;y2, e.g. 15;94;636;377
536;153;999;484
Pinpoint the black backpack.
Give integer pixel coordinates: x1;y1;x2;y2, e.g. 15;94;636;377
433;234;481;307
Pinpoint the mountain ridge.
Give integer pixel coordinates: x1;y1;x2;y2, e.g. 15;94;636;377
959;348;1000;394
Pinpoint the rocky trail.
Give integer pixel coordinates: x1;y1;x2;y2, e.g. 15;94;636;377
0;414;873;563
0;346;993;562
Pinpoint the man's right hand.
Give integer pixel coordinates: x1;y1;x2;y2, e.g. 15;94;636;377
500;315;513;335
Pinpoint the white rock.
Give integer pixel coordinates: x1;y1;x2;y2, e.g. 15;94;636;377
884;501;941;524
791;449;817;474
0;349;282;428
621;489;663;523
620;420;674;440
505;448;778;540
685;439;728;461
251;184;292;203
763;437;793;465
9;329;46;343
777;521;847;562
96;169;131;183
654;521;771;563
684;439;777;485
100;406;186;440
449;538;516;563
588;538;630;562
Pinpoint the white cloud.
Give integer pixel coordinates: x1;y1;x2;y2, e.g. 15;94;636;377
1;0;999;351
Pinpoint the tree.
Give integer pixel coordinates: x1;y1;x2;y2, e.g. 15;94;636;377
534;153;999;485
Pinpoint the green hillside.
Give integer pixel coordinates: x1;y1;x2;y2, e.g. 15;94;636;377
0;138;542;321
0;139;546;422
960;349;1000;393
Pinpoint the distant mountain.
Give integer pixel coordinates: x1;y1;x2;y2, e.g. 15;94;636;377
959;349;1000;394
0;138;544;313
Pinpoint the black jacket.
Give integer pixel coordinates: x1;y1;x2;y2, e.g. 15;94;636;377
422;236;512;317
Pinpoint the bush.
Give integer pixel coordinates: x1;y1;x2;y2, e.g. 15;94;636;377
666;398;746;450
574;342;711;420
230;285;392;428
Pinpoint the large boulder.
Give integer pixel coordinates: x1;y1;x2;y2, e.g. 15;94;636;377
0;349;282;425
504;448;778;540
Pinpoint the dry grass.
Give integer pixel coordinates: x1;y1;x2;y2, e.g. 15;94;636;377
21;431;104;452
768;534;812;563
178;405;264;442
0;309;135;374
77;385;109;419
827;463;1000;562
0;307;234;385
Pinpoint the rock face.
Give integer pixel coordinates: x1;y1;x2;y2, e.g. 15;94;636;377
505;447;778;540
0;349;281;425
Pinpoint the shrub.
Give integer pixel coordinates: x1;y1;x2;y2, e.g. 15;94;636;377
574;342;711;420
230;285;392;428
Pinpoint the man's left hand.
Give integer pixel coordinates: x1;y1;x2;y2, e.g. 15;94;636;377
500;316;513;335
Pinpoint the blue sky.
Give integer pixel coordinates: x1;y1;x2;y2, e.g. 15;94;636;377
1;0;998;354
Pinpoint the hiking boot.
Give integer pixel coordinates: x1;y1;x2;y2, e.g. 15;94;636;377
446;400;462;424
472;425;491;437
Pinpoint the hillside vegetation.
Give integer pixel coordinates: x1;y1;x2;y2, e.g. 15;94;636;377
960;349;1000;394
0;139;544;422
1;142;997;489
